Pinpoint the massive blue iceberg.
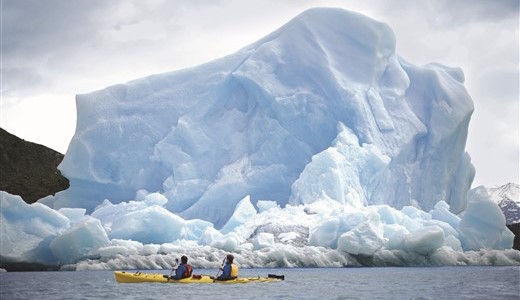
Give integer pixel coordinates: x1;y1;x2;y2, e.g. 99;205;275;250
1;8;518;270
58;7;474;224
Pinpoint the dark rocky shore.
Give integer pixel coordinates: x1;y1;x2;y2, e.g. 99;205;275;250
0;127;69;203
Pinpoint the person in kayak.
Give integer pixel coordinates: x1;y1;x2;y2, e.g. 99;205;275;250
171;255;193;280
216;254;238;281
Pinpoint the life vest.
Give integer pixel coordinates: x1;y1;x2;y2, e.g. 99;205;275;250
183;264;193;278
230;263;238;278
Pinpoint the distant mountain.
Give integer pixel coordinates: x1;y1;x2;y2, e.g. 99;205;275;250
488;182;519;203
488;183;519;225
0;128;69;203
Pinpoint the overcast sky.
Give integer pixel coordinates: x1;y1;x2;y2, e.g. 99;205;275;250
1;0;518;188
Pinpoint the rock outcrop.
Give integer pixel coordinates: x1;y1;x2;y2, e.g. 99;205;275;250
0;128;69;203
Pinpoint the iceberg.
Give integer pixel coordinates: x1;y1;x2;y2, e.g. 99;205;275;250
0;192;69;266
52;7;474;227
1;8;518;270
49;216;109;265
476;183;520;224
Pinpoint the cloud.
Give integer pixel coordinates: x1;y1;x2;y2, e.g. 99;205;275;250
424;0;519;27
366;0;519;28
3;0;109;96
3;0;108;59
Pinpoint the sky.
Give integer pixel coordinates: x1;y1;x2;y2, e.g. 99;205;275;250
1;0;518;188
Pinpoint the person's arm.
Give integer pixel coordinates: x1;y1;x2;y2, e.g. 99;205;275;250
217;264;231;280
172;265;185;280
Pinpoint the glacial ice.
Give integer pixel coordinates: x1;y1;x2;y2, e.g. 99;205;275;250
0;8;518;270
52;7;474;226
1;190;519;269
49;216;109;265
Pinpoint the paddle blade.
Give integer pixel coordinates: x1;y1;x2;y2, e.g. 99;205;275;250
267;274;285;280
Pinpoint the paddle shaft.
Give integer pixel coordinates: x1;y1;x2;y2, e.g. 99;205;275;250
214;258;226;279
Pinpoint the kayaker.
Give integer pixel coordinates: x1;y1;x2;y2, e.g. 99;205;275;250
216;254;238;281
171;255;193;280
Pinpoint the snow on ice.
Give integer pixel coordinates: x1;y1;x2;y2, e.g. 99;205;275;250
1;8;518;270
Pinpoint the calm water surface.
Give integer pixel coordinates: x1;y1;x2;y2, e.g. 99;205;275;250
1;266;519;300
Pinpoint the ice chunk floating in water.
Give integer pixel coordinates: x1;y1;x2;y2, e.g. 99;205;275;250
1;8;518;270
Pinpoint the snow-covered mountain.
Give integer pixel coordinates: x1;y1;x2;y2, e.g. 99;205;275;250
489;183;519;204
1;8;518;271
469;183;520;224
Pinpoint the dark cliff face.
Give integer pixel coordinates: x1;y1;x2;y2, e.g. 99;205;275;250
506;224;520;251
0;127;69;203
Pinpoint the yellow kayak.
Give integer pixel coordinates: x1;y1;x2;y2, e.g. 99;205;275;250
114;271;285;284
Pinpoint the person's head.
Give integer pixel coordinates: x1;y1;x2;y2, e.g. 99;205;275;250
181;255;188;264
226;254;234;263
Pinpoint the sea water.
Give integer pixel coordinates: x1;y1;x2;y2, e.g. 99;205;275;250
1;267;519;300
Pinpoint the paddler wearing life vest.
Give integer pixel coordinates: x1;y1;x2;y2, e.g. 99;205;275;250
171;255;193;280
216;254;239;280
